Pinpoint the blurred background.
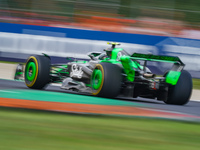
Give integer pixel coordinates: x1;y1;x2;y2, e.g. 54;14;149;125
0;2;200;149
1;0;200;38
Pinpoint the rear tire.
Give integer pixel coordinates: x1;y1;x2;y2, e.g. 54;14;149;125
164;70;192;105
25;55;50;89
91;63;122;98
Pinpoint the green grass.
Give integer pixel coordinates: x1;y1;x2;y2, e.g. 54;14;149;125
0;107;199;150
193;78;200;90
0;61;25;64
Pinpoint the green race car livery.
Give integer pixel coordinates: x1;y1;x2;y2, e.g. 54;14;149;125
15;42;192;105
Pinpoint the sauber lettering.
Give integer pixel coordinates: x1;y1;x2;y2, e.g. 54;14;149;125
70;64;83;78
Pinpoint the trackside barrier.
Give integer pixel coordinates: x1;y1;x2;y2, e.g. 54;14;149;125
0;22;200;78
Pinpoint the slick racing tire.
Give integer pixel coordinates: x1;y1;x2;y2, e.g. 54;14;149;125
91;63;122;98
164;70;192;105
25;55;50;89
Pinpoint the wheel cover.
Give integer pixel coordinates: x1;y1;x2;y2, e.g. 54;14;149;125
26;62;37;81
91;64;104;95
25;56;39;87
92;69;103;90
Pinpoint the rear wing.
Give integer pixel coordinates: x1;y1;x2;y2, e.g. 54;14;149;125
131;53;184;66
121;53;185;84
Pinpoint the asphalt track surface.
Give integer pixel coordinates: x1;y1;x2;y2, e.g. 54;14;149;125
0;79;200;118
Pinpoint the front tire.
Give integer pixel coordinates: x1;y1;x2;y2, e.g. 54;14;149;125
25;55;50;89
164;70;192;105
91;63;122;98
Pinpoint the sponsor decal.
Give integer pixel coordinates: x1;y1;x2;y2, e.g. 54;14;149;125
70;64;83;78
117;52;123;61
132;53;180;62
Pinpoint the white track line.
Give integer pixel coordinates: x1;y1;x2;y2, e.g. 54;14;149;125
191;99;200;102
0;90;19;93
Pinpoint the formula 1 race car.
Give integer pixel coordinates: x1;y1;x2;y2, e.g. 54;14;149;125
15;42;192;105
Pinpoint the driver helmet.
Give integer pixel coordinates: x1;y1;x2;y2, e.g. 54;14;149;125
104;48;112;58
